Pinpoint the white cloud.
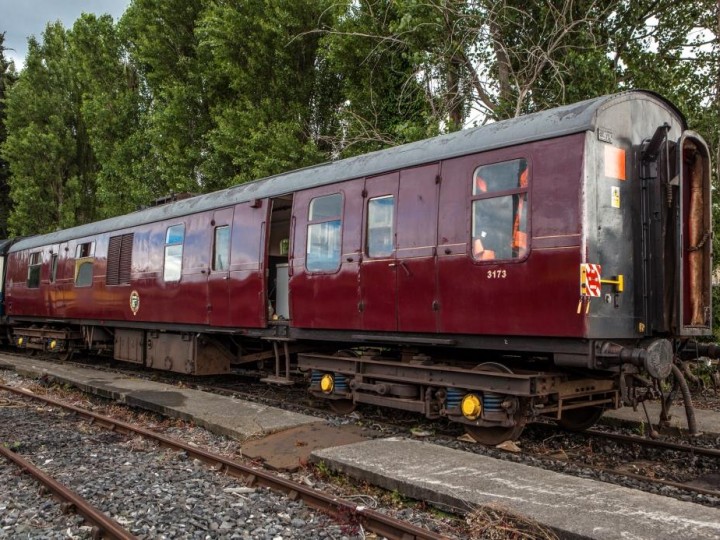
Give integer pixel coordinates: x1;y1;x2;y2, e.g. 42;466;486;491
0;0;130;69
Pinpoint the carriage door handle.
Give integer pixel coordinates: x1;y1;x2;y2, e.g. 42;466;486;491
389;260;411;276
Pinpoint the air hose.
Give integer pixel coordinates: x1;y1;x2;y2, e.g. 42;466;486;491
671;363;699;436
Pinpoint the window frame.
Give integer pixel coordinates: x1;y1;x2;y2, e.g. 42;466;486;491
470;158;530;263
212;225;231;272
27;252;41;289
305;193;344;274
74;257;94;287
163;224;185;282
365;194;395;259
50;253;58;283
75;241;95;259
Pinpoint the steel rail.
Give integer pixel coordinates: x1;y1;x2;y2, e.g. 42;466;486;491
0;384;444;540
0;444;136;540
526;423;720;499
584;428;720;459
588;463;720;499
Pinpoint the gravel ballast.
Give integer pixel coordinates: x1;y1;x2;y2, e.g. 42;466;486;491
0;375;362;539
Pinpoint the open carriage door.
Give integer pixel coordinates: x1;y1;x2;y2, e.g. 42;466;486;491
678;131;712;336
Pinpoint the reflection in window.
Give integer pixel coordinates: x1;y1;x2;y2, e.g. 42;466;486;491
309;193;342;220
367;196;394;258
474;159;527;195
166;225;185;244
306;194;342;272
213;226;230;271
307;221;341;271
471;159;529;261
27;252;41;288
164;224;185;282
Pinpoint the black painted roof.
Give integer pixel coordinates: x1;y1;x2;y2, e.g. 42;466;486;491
11;90;682;252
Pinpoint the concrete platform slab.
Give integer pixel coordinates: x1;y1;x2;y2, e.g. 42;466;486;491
603;401;720;437
312;438;720;540
0;354;319;441
242;423;369;472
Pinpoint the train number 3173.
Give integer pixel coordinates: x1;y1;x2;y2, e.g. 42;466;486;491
487;269;507;279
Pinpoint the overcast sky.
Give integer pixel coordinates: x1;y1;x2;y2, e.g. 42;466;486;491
1;0;131;69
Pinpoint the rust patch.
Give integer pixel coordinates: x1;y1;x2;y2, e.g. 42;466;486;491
241;423;369;472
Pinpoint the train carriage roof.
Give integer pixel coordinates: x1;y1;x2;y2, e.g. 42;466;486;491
11;90;684;252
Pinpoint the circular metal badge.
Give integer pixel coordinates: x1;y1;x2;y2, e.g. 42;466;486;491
129;290;140;316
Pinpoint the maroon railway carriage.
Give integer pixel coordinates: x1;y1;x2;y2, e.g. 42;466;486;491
3;91;714;443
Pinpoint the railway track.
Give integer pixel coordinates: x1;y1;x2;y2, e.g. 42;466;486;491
511;421;720;503
7;352;720;508
166;376;720;503
578;427;720;497
0;383;445;540
0;443;136;540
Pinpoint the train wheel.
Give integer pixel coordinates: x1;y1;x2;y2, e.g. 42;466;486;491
558;406;604;432
328;399;356;415
464;362;527;445
465;422;526;446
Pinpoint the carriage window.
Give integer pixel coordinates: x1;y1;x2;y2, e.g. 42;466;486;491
309;194;342;220
73;242;95;287
213;226;230;271
367;196;394;258
472;159;529;261
27;252;41;288
50;254;58;283
306;194;342;272
164;224;185;282
75;258;94;287
75;241;94;258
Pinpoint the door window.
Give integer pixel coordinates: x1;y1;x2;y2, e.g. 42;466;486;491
306;194;342;272
213;226;230;271
366;195;394;258
164;224;185;282
471;159;529;261
27;252;41;288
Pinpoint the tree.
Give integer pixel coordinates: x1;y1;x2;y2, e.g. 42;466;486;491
69;14;153;218
312;0;615;156
1;23;91;235
0;32;17;237
196;0;341;187
119;0;210;194
318;0;443;156
2;16;149;235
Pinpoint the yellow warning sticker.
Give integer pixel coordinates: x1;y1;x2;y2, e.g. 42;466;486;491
611;186;620;208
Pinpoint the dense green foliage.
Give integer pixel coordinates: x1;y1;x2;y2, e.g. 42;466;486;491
0;33;16;236
0;0;717;236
